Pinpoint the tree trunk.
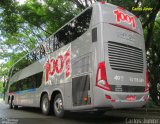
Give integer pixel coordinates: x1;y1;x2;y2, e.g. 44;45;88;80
143;0;160;51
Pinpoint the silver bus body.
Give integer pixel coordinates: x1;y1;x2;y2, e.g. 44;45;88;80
5;2;149;115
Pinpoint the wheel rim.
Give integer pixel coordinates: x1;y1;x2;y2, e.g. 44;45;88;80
54;98;63;114
42;97;49;112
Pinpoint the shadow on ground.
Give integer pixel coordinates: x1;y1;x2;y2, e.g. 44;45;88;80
13;107;126;124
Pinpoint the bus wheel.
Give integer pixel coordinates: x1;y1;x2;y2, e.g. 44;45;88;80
13;105;18;109
11;98;18;110
9;97;13;109
91;110;106;116
53;94;65;118
41;94;50;115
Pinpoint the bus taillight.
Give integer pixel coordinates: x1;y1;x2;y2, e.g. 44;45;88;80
96;62;111;91
126;96;136;101
145;68;149;92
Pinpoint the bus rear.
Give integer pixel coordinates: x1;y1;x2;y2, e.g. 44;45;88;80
93;3;149;109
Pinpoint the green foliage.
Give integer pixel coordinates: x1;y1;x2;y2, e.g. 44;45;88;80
0;82;4;93
145;98;159;108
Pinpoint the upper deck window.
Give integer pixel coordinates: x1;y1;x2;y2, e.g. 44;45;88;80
48;7;93;52
10;7;92;77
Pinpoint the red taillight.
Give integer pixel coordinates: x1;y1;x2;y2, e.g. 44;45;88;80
105;95;111;100
126;96;136;101
96;61;111;91
105;95;116;102
145;68;149;92
109;23;139;35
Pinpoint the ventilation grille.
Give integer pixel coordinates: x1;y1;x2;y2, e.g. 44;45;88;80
108;41;144;73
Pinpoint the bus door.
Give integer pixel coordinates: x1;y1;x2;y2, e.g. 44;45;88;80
71;32;93;110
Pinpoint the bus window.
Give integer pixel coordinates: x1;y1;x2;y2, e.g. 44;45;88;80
48;37;53;53
35;72;43;88
32;51;38;61
35;47;40;60
54;7;92;46
40;44;46;58
71;7;92;40
92;28;97;42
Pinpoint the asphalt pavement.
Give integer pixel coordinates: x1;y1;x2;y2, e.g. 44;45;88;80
0;99;160;124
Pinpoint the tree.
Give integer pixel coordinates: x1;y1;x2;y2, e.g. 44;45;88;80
0;82;4;94
147;13;160;105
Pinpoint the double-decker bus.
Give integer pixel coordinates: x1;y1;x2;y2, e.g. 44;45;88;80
5;2;149;118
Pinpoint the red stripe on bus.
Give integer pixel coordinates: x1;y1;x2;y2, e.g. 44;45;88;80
109;23;141;35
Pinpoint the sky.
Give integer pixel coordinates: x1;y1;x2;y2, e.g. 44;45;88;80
16;0;45;5
16;0;26;4
0;60;4;64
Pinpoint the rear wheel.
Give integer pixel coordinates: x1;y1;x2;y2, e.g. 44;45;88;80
9;97;13;109
13;105;18;109
53;94;65;118
90;110;106;116
96;110;106;115
41;94;51;115
10;97;18;110
94;110;106;116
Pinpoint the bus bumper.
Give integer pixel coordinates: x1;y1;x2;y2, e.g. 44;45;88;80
94;87;149;109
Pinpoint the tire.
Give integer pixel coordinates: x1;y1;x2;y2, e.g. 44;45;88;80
92;110;106;116
53;94;65;118
10;97;18;110
13;105;18;109
9;97;13;109
41;94;51;115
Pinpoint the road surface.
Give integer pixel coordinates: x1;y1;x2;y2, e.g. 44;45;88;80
0;100;159;124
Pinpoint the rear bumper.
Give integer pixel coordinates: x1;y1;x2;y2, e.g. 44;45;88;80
94;87;149;109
